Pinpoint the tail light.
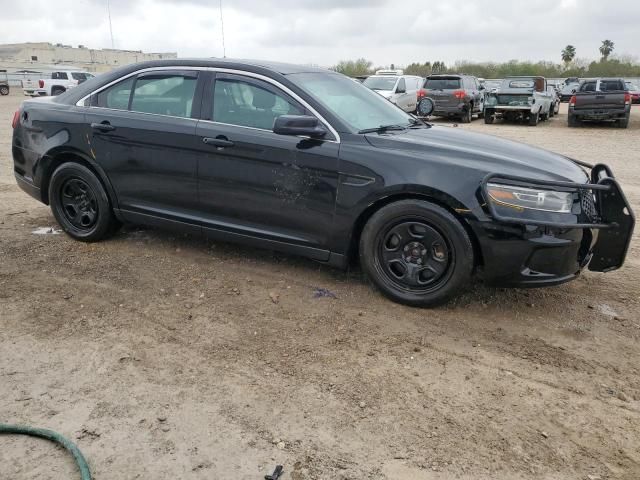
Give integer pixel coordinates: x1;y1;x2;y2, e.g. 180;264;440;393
417;89;427;99
12;109;20;129
569;95;576;106
624;92;631;105
38;79;44;88
453;90;466;100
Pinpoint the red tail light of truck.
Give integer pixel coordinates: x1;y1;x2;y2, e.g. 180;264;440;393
12;109;20;129
569;95;577;106
38;79;44;88
453;90;466;100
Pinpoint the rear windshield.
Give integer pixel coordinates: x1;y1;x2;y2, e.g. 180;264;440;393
507;79;534;88
424;77;461;89
599;80;624;91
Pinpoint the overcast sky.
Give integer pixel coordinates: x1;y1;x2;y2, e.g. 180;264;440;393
1;0;639;67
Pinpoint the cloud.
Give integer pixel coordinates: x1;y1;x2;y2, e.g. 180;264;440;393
0;0;639;67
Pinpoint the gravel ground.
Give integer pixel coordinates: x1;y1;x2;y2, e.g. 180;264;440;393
1;91;639;480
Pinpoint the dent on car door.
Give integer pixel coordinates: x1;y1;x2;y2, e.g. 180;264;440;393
195;72;340;257
84;70;203;228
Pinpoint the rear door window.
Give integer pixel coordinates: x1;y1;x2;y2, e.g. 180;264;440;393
52;72;68;80
424;78;461;90
129;73;198;118
580;82;597;92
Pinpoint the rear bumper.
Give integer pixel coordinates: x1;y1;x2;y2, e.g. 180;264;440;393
15;172;42;202
570;107;629;120
476;164;635;287
430;101;467;116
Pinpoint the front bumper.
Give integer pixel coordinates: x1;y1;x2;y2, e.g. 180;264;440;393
476;164;635;286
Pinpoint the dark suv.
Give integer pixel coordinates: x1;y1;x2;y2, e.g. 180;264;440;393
420;74;485;123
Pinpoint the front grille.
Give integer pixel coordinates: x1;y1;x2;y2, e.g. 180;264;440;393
580;190;599;222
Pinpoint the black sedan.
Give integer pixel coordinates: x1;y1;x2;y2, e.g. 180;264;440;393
11;59;635;306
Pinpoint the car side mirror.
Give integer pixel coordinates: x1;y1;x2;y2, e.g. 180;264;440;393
571;89;577;94
479;85;485;90
273;115;327;138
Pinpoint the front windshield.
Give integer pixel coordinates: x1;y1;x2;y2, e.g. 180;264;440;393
362;76;398;91
290;72;414;133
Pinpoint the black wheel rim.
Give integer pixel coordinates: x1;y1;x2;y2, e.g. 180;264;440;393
375;219;453;293
59;178;99;230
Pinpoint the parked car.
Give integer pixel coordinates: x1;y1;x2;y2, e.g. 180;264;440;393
22;70;95;96
11;59;635;306
484;76;553;126
568;78;631;128
547;85;560;116
362;73;423;113
625;81;640;104
560;77;581;102
0;70;9;96
420;74;485;123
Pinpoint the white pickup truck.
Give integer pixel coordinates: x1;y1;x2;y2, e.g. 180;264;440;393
22;70;95;96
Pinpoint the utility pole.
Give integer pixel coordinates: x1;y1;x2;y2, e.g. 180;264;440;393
219;0;226;57
107;0;115;49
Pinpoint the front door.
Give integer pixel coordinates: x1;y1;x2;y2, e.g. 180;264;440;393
84;70;202;228
195;72;340;258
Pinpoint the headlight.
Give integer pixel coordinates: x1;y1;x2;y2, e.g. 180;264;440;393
487;183;573;213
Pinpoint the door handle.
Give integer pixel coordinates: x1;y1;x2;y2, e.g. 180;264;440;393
203;137;234;148
91;122;116;132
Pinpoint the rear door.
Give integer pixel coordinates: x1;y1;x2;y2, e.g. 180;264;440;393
194;72;340;257
425;76;461;109
84;70;203;229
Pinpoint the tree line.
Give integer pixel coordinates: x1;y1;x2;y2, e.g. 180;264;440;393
332;40;640;78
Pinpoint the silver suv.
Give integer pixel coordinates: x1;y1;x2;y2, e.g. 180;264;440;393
421;74;485;123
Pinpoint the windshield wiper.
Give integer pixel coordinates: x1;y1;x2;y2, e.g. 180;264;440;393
358;124;409;134
408;117;430;128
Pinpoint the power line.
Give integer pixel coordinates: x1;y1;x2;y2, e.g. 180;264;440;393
219;0;226;58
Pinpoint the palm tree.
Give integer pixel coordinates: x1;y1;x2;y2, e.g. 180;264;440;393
599;40;614;61
561;45;576;66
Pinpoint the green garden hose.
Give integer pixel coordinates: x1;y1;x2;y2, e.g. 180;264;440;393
0;423;91;480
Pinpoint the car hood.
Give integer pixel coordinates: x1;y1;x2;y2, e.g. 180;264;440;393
364;125;589;183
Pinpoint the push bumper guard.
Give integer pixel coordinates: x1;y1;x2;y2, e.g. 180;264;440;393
481;164;635;272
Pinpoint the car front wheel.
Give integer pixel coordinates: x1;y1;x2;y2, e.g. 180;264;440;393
49;162;119;242
359;200;474;307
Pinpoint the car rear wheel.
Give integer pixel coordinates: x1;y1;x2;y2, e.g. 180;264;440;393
359;200;474;307
568;114;580;127
461;106;472;123
528;111;539;126
0;86;9;96
548;104;554;118
49;163;119;242
617;116;630;129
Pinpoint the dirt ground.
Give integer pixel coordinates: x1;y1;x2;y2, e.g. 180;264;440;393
1;90;639;480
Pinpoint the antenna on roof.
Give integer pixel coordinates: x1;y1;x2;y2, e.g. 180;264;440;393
106;0;115;49
219;0;227;58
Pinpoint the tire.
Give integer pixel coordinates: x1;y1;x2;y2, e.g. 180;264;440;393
548;104;554;118
617;116;630;129
0;85;9;96
52;87;65;96
528;111;539;126
540;106;549;121
484;114;494;124
359;200;474;307
49;162;119;242
461;106;472;123
568;115;580;127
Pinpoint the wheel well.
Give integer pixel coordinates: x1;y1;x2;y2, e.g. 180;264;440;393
41;153;109;206
348;193;484;268
52;86;66;93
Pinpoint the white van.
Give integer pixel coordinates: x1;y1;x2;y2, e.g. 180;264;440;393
363;74;423;112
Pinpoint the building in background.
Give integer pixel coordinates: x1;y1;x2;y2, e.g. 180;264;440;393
0;42;177;86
